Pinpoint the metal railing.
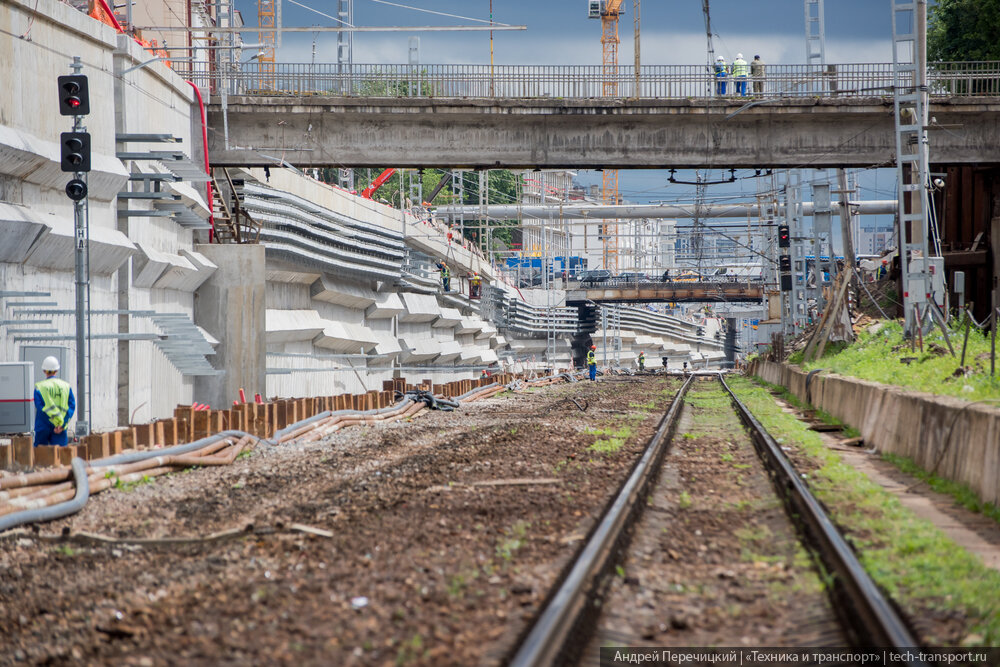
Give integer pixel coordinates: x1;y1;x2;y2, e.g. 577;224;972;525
179;62;1000;99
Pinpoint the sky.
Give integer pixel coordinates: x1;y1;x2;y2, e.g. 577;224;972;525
260;0;895;66
231;0;900;249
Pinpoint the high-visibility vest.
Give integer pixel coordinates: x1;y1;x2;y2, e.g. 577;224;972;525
714;62;727;75
440;266;450;279
586;351;596;366
733;59;749;77
36;377;71;428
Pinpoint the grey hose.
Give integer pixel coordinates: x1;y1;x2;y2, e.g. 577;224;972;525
0;458;90;533
98;430;254;467
272;397;416;440
805;368;825;405
455;382;500;401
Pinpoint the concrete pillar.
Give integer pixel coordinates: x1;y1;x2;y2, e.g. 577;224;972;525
193;244;266;409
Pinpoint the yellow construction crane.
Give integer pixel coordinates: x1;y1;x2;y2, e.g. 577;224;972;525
257;0;276;87
588;0;627;272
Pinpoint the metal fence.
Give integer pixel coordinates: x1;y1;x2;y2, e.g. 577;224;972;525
180;62;1000;99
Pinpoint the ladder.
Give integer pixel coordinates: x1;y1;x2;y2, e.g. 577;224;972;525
210;168;261;244
891;0;936;334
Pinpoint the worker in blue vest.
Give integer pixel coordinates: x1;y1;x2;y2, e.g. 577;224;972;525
732;53;749;96
587;345;598;381
714;55;728;95
34;356;75;446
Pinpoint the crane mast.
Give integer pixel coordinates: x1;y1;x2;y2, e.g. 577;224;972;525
257;0;276;88
590;0;624;272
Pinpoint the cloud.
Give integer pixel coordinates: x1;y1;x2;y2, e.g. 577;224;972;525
278;28;892;66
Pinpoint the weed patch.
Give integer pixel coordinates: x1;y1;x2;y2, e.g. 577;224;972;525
728;375;1000;645
797;319;1000;401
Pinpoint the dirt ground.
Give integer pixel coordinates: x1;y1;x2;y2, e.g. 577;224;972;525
0;377;679;666
583;378;844;664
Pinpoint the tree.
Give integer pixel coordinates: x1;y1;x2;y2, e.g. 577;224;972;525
928;0;1000;61
318;168;523;260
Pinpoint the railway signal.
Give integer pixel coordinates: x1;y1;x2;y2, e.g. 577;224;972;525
60;132;91;172
57;74;90;116
778;224;790;248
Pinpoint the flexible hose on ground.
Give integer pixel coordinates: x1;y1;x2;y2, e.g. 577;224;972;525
0;375;559;533
0;458;89;533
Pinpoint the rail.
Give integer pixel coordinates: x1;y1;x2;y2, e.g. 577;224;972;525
719;375;926;657
509;374;693;667
183;62;1000;99
509;373;928;666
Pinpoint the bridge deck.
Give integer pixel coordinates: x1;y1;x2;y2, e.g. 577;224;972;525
566;281;765;304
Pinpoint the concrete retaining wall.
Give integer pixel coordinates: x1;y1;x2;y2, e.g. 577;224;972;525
750;360;1000;506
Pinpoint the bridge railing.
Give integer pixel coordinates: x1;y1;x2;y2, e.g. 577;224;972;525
183;62;1000;99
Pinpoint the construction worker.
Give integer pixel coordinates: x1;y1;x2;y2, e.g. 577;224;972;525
751;55;766;95
714;55;728;95
733;53;749;96
638;351;646;371
470;272;482;299
34;356;75;446
587;345;598;381
436;261;451;292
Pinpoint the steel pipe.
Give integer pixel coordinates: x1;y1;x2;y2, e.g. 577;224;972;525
434;200;898;221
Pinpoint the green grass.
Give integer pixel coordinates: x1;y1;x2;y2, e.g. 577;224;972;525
495;520;530;562
727;375;1000;645
796;319;1000;401
882;453;1000;526
586;425;634;454
753;377;861;438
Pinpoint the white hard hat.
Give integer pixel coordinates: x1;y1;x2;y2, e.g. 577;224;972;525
716;55;724;61
737;53;743;59
42;356;60;372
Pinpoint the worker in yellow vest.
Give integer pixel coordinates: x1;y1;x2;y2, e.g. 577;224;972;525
638;351;646;371
587;345;597;381
733;53;749;96
713;55;728;95
34;356;75;446
436;262;451;292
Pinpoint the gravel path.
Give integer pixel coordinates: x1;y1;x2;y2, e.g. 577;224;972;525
0;377;678;666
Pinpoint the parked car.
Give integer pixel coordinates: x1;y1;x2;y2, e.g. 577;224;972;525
579;269;611;284
617;272;650;283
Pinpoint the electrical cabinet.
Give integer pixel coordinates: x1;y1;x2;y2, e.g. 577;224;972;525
0;362;34;434
19;347;69;432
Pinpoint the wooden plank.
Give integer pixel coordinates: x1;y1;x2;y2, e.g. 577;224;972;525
0;443;14;469
34;445;59;468
12;436;33;468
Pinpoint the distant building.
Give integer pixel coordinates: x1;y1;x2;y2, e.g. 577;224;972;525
857;223;893;255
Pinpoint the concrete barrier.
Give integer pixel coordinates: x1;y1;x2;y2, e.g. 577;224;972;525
749;360;1000;506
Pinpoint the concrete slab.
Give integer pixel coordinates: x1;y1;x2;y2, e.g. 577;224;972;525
399;293;440;323
310;274;377;309
432;307;463;329
265;309;328;343
366;292;405;319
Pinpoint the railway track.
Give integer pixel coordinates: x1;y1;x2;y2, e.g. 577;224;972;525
508;374;928;667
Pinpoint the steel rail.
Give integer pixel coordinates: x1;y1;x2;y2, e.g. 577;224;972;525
719;375;927;661
509;374;694;667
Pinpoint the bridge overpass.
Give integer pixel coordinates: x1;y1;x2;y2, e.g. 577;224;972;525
566;281;765;305
197;63;1000;169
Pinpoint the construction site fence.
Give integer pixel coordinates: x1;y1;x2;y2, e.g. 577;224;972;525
182;62;1000;99
0;374;517;472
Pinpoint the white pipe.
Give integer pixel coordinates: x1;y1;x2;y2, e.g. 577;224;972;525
433;200;897;220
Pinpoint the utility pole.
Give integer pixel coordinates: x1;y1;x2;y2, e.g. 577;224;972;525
59;57;92;436
633;0;640;99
